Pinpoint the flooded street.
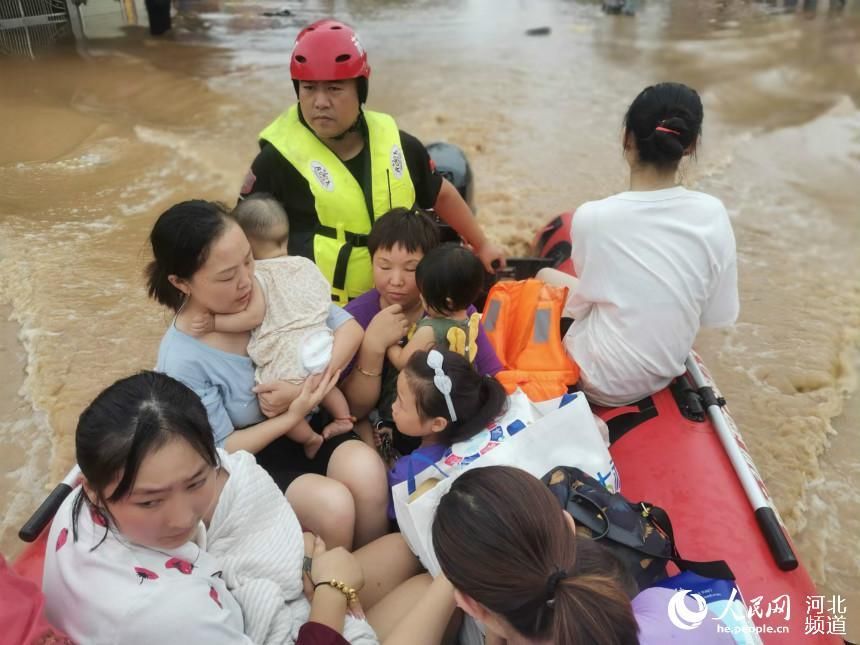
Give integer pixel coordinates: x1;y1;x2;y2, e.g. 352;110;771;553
1;0;858;633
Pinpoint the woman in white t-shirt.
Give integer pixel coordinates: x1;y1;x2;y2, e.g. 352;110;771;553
539;82;739;406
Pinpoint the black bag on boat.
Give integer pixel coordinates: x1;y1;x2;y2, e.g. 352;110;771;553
541;465;735;591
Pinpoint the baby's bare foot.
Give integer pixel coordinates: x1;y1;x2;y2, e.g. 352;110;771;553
304;433;324;459
322;417;355;440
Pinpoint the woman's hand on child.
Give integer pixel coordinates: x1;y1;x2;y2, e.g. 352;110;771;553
190;312;215;336
253;380;292;417
289;370;341;420
366;304;410;353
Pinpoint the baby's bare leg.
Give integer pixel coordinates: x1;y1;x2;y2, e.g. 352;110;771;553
321;385;351;420
286;418;324;459
321;386;355;440
258;382;323;458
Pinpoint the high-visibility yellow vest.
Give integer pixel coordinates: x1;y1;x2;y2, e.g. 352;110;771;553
259;106;416;303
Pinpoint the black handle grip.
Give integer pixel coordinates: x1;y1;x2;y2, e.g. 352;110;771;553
18;483;74;543
755;507;798;571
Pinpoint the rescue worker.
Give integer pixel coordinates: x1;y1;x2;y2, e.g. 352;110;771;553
240;18;505;304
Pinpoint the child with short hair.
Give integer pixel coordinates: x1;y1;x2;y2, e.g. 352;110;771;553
191;195;356;458
387;348;507;521
386;242;485;370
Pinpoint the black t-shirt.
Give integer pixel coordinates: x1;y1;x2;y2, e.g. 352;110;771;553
241;124;442;260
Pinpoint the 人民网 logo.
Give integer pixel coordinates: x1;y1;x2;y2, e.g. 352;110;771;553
668;588;709;630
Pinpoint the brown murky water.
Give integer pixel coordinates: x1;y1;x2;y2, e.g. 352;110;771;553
1;0;858;634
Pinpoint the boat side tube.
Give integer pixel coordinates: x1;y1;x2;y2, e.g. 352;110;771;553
685;355;799;572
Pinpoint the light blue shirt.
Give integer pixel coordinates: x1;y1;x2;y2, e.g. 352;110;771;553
156;304;353;447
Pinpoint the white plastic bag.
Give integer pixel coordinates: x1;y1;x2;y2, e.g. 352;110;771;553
392;389;619;576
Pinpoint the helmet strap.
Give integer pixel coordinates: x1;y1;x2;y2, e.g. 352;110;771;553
295;98;366;142
329;109;365;141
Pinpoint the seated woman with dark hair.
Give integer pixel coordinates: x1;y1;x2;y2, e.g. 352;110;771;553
432;466;731;645
43;371;456;645
147;199;388;549
538;82;738;407
340;207;502;457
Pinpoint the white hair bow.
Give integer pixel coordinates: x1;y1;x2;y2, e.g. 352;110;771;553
427;349;457;422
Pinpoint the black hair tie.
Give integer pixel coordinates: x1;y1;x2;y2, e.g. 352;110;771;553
545;568;569;608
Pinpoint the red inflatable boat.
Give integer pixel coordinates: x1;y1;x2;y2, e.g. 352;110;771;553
8;213;842;644
535;211;841;644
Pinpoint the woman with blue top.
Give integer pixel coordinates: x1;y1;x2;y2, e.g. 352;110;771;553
147;200;388;548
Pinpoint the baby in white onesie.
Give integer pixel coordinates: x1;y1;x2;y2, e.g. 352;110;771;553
192;196;355;458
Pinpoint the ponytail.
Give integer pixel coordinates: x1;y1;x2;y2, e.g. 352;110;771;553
432;466;639;645
446;373;507;443
552;573;639;645
145;259;184;312
623;82;703;171
403;349;508;445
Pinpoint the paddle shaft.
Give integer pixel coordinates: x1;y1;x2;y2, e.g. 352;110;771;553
685;356;798;572
18;465;81;543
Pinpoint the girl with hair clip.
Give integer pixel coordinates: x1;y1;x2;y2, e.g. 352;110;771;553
386;349;507;522
539;82;739;407
432;466;731;645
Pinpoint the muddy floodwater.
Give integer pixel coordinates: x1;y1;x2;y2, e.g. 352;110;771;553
1;0;858;636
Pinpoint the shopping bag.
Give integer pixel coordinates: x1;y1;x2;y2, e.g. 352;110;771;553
649;570;763;645
392;388;618;576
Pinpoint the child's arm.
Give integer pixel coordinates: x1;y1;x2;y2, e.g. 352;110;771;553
191;278;266;335
385;325;435;371
329;318;364;372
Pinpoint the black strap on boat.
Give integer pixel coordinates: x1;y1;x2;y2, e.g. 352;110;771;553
606;396;658;445
644;505;736;579
670;375;706;422
698;384;726;409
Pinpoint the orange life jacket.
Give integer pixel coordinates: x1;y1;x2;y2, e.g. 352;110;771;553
482;278;580;401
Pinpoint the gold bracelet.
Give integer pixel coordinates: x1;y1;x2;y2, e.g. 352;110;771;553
356;364;382;378
313;579;359;604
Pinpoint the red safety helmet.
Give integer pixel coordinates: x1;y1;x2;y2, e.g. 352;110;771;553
291;19;371;102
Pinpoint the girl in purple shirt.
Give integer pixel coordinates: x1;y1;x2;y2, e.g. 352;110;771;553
386;349;507;521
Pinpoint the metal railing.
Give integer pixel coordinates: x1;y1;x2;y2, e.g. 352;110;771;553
0;0;82;57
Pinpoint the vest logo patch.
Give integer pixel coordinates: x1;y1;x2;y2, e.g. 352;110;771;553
390;144;404;180
310;161;334;192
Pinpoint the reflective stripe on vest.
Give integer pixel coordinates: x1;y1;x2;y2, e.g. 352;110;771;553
259;106;416;303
